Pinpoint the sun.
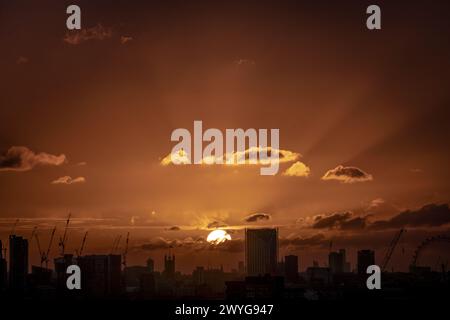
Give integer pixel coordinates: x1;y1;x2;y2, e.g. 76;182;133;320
207;229;231;244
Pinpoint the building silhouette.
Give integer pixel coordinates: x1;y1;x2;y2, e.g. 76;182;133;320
357;250;375;274
54;254;74;291
163;254;175;278
139;272;156;298
245;228;278;276
329;249;348;274
76;254;122;297
238;261;245;274
8;235;28;291
123;258;155;295
146;257;154;272
284;255;299;283
0;240;7;290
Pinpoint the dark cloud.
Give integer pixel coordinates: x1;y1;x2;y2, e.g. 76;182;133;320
311;211;368;230
208;239;244;253
207;221;228;229
0;146;66;172
167;226;180;231
244;213;271;222
280;234;328;249
138;237;244;253
313;212;352;229
139;237;203;251
370;203;450;230
321;165;373;183
340;217;367;230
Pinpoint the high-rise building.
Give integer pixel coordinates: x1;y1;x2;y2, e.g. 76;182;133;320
9;235;28;291
329;249;347;274
238;261;245;274
76;254;122;297
0;240;7;290
357;250;375;275
284;255;299;283
54;254;74;291
193;266;205;285
164;254;175;278
245;228;278;276
146;257;154;272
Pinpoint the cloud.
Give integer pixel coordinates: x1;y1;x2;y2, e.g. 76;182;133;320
167;226;180;231
283;161;311;177
311;211;367;230
211;239;244;253
370;203;450;230
51;176;86;185
321;165;373;183
244;213;271;223
140;237;182;250
16;56;29;64
339;217;367;230
233;59;255;66
161;147;300;166
138;237;244;253
207;221;228;229
312;212;352;229
64;24;112;45
279;234;328;249
0;146;66;172
369;198;385;208
120;36;133;44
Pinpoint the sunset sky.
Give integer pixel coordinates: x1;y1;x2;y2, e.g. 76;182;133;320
1;0;450;272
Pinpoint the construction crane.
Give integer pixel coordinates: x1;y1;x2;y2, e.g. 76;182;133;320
58;213;71;256
31;227;44;267
111;235;122;254
43;226;57;268
76;231;88;257
122;232;130;268
3;219;19;258
381;228;406;271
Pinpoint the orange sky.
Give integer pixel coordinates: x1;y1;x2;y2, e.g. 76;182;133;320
1;0;450;272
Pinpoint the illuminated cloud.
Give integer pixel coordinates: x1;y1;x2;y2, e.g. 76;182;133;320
233;59;256;67
120;36;133;44
283;161;311;177
160;148;190;166
244;213;271;222
0;146;66;172
369;198;385;208
51;176;86;185
64;23;112;45
160;147;300;166
321;165;373;183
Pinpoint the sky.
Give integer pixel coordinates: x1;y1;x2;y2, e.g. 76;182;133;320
1;0;450;273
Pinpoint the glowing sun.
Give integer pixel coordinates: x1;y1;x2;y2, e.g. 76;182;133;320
207;229;231;244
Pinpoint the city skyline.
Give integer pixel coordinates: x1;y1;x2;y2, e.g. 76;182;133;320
1;0;450;275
